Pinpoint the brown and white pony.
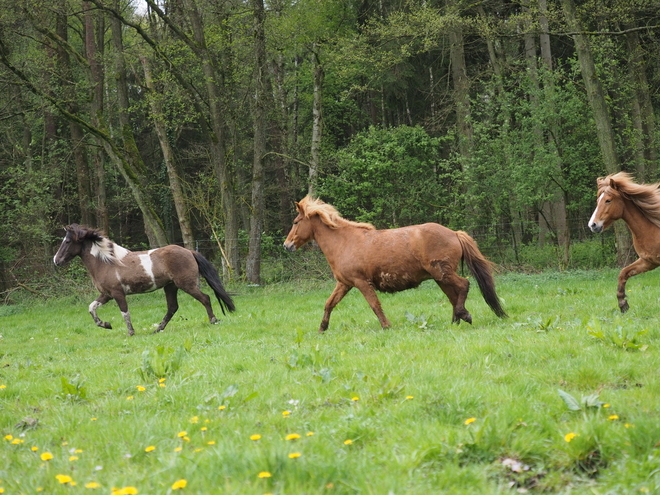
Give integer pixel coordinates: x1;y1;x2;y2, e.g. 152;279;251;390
283;196;507;332
589;172;660;313
54;224;235;336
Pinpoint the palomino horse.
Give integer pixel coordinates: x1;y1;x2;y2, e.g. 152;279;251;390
588;172;660;313
54;224;235;336
284;196;507;332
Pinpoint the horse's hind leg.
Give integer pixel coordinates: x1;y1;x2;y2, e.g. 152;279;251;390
432;271;471;324
89;294;113;329
155;283;179;333
617;258;658;312
180;284;217;324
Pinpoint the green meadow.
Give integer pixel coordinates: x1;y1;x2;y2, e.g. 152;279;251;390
2;269;660;494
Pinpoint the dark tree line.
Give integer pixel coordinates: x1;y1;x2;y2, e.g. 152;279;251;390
1;0;659;293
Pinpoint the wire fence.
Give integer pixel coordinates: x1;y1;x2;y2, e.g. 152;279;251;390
0;216;618;303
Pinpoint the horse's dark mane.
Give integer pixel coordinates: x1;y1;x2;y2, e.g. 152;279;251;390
66;224;129;264
298;196;375;231
599;172;660;229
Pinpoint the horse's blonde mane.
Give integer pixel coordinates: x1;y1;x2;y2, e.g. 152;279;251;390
69;224;130;264
599;172;660;229
297;196;375;231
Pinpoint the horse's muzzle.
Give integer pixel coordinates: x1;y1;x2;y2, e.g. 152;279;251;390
283;241;296;253
588;222;603;234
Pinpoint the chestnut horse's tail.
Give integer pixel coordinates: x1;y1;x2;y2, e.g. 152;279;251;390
193;252;236;315
456;231;507;318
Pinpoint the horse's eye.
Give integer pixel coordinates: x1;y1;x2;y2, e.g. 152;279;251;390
605;199;611;204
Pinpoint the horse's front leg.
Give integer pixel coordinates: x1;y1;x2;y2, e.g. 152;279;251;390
89;294;113;329
112;292;135;337
320;282;352;333
353;280;391;329
617;258;658;313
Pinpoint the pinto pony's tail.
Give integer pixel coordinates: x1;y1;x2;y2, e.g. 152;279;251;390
193;252;236;315
456;231;507;318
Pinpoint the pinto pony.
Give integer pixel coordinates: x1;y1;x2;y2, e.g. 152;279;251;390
283;196;507;332
53;224;235;336
588;172;660;313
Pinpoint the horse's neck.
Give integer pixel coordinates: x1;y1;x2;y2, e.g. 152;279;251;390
622;198;659;242
311;217;348;260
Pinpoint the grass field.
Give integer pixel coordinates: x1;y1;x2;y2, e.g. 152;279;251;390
2;268;660;494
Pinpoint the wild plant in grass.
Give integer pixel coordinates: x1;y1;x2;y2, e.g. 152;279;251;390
57;376;87;402
139;346;186;380
586;318;649;351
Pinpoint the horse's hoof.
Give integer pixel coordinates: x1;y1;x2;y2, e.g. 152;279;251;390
210;317;218;324
619;301;630;313
102;322;112;329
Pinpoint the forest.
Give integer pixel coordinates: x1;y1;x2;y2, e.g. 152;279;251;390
0;0;658;294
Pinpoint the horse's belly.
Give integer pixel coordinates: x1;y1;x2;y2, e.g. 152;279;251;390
372;271;425;293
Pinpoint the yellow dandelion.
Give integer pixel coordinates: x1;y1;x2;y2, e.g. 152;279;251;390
0;385;5;389
625;423;635;428
218;405;226;410
183;436;190;442
85;481;101;489
31;446;39;451
40;452;54;461
126;396;134;400
62;442;68;446
0;488;5;493
351;396;359;401
306;432;314;436
3;435;12;441
250;434;262;441
174;446;182;452
288;452;301;459
405;395;414;400
201;427;208;432
194;448;202;452
207;441;216;445
344;439;353;445
145;446;156;453
136;386;146;392
11;438;24;444
282;410;291;417
69;455;79;461
285;433;301;441
171;479;187;490
159;378;166;383
91;417;97;421
603;403;611;408
177;431;187;438
118;487;138;495
608;415;619;421
75;449;83;453
258;471;272;478
464;417;476;425
159;383;166;388
564;432;578;442
56;474;73;484
189;416;199;424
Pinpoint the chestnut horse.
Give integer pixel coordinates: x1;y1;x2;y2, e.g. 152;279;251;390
54;224;235;336
284;196;507;332
588;172;660;313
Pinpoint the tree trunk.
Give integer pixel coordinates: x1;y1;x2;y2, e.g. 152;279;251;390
185;0;240;278
448;23;472;162
246;0;267;284
84;1;109;234
141;56;195;249
560;0;631;266
309;43;324;196
57;2;93;226
109;0;168;247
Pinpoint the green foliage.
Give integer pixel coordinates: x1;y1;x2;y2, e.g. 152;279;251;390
319;125;460;228
139;345;187;380
587;318;649;351
558;388;605;412
57;376;87;402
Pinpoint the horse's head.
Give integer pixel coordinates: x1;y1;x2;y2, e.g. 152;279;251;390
283;200;315;252
588;177;626;233
53;224;98;266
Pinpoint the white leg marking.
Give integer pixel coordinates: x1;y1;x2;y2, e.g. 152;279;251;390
89;300;102;314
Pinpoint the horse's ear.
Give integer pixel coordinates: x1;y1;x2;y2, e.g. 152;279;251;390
294;201;301;211
610;178;618;190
